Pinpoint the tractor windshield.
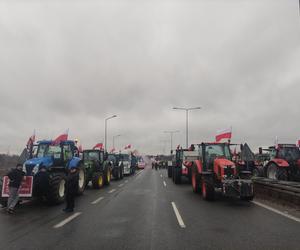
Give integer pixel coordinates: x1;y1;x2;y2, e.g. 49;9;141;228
83;151;100;161
37;144;61;159
278;147;300;161
204;144;231;169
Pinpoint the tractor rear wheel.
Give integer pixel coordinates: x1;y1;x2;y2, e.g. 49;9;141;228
120;166;124;179
277;168;288;181
104;166;111;185
174;168;181;184
92;172;104;189
192;168;201;193
202;177;214;201
168;166;172;178
47;173;66;205
0;177;8;208
77;164;86;195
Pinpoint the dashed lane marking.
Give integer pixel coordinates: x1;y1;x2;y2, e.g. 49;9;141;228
163;181;167;187
125;180;128;183
91;196;104;205
108;189;116;194
53;212;82;229
171;202;186;228
252;201;300;223
118;184;124;187
160;174;163;178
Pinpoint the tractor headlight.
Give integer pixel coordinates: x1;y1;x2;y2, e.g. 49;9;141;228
32;164;40;175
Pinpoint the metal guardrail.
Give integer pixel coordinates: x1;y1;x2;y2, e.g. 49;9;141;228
253;177;300;207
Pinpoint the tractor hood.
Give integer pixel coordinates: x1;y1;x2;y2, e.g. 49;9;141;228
24;156;53;168
214;158;235;168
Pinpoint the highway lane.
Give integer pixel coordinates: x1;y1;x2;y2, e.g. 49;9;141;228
0;167;299;250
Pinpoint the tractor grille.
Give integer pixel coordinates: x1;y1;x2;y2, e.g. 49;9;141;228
224;166;234;178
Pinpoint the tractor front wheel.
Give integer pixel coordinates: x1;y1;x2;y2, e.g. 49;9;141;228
104;166;111;185
174;168;181;184
202;177;215;201
77;164;86;195
47;173;66;205
192;168;201;193
92;172;104;189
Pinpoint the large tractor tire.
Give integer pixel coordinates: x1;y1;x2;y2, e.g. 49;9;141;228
174;168;181;184
47;173;66;205
267;164;288;181
202;177;215;201
92;172;104;189
77;164;87;195
104;165;111;186
192;167;201;193
0;177;8;208
167;166;172;178
120;167;124;179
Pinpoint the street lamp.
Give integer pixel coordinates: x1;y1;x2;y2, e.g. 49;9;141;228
164;130;179;153
112;134;121;149
105;115;117;151
173;106;201;148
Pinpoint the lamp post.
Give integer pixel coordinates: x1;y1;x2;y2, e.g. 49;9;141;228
164;130;179;153
173;106;201;148
112;134;121;149
105;115;117;151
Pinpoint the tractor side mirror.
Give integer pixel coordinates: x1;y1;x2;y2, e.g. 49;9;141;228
259;147;263;155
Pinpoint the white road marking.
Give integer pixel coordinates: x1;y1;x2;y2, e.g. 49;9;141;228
163;181;167;187
118;184;124;187
53;212;82;229
125;180;128;183
160;174;163;178
252;201;300;223
91;196;104;205
108;189;116;194
171;202;186;228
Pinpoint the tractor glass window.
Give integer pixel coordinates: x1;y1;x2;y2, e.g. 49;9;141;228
37;144;48;158
205;145;231;162
63;145;73;161
47;146;61;159
85;152;99;161
278;147;300;161
198;146;202;158
270;149;276;159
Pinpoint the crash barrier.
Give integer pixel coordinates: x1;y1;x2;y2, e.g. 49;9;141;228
253;177;300;208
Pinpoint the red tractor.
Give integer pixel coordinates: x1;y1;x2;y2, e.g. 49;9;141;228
260;144;300;181
191;143;254;201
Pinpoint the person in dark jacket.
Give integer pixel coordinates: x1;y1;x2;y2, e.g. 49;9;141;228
7;164;25;214
63;166;79;213
33;165;49;202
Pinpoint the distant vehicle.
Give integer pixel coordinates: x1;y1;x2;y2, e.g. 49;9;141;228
108;153;124;180
121;154;132;175
137;157;146;169
191;143;254;201
82;149;112;189
259;144;300;181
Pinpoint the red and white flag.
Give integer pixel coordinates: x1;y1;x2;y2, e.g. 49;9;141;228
216;127;232;143
52;129;69;145
124;144;132;150
78;145;83;153
26;130;36;149
296;139;300;147
110;148;116;153
93;143;103;150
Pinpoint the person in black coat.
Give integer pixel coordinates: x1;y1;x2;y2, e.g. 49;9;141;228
63;167;79;213
33;165;49;202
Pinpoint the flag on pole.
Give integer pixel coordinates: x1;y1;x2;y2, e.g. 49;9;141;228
52;129;69;145
275;136;279;149
26;130;36;149
93;143;103;150
124;144;132;150
216;127;232;143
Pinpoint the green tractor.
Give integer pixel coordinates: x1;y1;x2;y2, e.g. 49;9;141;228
82;149;112;189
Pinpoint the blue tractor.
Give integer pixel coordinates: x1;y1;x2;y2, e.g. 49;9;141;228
23;140;86;204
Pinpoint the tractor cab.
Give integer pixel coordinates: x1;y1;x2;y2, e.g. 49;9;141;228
271;144;300;163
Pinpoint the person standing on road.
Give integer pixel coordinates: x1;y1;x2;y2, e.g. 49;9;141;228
6;164;25;214
63;166;79;213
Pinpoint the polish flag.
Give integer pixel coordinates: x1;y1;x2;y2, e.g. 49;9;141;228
52;129;69;145
93;143;103;150
78;145;83;153
296;139;300;147
110;148;116;153
124;144;132;150
26;130;36;149
216;127;232;143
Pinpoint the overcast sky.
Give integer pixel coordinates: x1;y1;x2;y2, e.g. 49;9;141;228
0;0;299;155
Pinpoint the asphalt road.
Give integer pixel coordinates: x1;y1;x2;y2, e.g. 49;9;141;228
0;166;299;250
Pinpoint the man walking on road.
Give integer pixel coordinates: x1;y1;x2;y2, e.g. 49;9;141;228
7;164;25;214
63;166;79;213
